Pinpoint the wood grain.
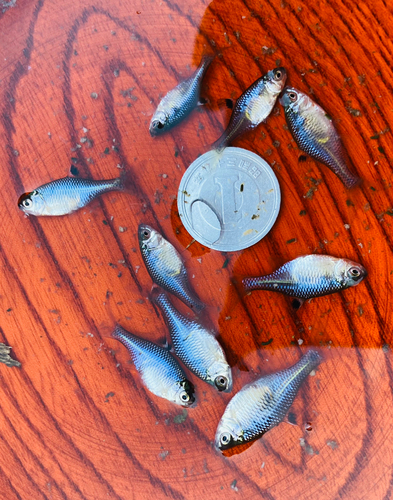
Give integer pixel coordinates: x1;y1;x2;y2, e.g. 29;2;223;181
0;0;392;498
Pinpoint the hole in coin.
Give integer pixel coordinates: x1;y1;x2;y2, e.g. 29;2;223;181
240;183;244;192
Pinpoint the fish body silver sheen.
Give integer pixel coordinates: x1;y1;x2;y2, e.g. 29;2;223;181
243;254;367;301
215;350;322;451
149;55;213;136
280;87;360;188
138;224;204;311
213;67;287;151
112;324;195;407
155;292;232;392
18;175;126;216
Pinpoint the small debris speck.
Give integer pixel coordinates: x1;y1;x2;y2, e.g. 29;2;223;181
326;440;338;450
91;92;98;99
173;409;188;424
230;480;238;492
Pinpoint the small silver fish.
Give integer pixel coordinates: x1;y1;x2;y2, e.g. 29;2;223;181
155;292;232;392
215;350;322;451
112;324;195;407
18;174;128;216
243;255;367;307
212;67;287;151
138;224;204;311
149;55;213;136
280;87;360;188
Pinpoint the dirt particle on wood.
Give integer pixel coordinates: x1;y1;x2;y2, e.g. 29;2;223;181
173;409;188;424
346;105;362;117
0;343;21;368
262;46;277;55
326;439;339;450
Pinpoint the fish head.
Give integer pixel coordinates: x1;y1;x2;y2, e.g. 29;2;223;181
265;67;287;95
215;417;244;451
173;379;195;407
279;86;311;113
18;190;45;216
336;259;368;288
210;363;233;393
138;224;163;251
149;111;169;136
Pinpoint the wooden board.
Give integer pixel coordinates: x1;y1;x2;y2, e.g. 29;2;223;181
0;0;392;498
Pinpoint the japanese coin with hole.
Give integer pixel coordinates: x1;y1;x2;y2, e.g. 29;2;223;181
177;147;281;252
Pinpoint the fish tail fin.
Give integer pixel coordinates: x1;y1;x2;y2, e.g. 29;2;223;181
242;276;269;292
210;134;228;153
113;169;135;194
200;52;215;69
302;349;323;372
345;173;362;189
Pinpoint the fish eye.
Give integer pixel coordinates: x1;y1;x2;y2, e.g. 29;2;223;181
220;432;231;445
22;198;32;208
141;228;151;240
180;391;190;402
214;375;228;391
348;267;362;280
274;70;282;80
288;92;298;102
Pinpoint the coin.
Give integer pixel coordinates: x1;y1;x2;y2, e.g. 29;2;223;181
177;147;281;252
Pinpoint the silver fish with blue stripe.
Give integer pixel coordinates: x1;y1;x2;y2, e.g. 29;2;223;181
138;224;204;312
243;254;367;307
18;174;127;216
280;87;360;188
155;292;232;392
112;324;195;407
215;350;322;451
149;55;213;136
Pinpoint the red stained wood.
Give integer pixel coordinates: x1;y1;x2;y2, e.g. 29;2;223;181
0;0;392;498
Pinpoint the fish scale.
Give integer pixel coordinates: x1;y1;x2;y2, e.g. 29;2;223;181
18;175;125;216
149;55;213;136
138;224;204;311
280;86;360;188
242;254;367;301
215;350;322;450
154;292;232;392
212;67;287;151
112;324;194;407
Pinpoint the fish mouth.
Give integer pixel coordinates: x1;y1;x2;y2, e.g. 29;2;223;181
149;119;165;136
